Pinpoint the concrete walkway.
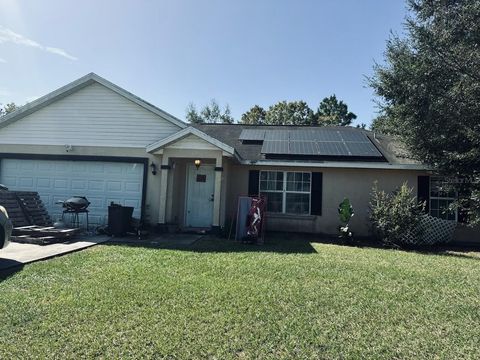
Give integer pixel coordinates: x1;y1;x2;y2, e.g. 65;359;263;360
0;235;110;271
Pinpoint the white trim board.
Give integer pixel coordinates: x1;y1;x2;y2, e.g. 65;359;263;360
243;160;429;170
146;127;235;155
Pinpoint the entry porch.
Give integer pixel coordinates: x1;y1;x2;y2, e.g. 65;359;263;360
146;127;234;231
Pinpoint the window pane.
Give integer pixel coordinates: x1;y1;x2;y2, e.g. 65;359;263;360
261;192;283;213
260;171;283;191
285;193;310;214
286;172;311;192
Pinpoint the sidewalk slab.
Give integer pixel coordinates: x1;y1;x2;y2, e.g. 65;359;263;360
0;236;110;271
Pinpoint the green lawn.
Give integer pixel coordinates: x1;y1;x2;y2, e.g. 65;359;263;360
1;236;480;359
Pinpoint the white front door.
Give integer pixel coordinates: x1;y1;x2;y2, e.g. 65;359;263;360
185;164;215;228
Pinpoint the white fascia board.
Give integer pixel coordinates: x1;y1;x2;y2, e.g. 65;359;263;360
146;127;235;155
241;160;429;171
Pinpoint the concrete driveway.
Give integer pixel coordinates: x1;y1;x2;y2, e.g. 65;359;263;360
0;236;110;272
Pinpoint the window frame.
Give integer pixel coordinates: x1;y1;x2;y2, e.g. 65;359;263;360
429;176;458;221
259;170;312;215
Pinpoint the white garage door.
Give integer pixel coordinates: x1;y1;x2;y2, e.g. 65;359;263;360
0;159;144;226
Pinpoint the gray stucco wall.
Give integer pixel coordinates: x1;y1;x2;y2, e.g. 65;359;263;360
226;164;421;236
225;164;480;243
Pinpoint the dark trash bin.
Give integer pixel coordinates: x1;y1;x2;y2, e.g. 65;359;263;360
108;203;134;236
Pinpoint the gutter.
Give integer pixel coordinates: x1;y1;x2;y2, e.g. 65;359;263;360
239;160;429;171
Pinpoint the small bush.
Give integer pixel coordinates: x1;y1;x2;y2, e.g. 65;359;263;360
338;198;354;241
369;182;424;246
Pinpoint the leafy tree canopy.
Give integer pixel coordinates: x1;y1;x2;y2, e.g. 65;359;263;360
316;95;357;126
186;99;233;124
370;113;399;135
370;0;480;224
240;105;267;125
0;102;17;117
264;101;315;125
240;96;357;126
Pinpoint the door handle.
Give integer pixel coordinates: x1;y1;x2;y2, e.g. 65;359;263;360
210;194;214;202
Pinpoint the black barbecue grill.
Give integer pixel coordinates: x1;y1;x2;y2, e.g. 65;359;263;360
57;196;90;229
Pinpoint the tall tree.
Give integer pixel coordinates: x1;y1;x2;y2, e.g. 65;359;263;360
265;101;314;125
370;0;480;224
185;103;203;124
0;102;17;117
241;105;267;125
370;113;399;135
185;99;233;124
316;95;357;126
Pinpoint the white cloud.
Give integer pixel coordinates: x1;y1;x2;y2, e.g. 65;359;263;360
0;26;77;61
45;46;78;61
0;57;6;63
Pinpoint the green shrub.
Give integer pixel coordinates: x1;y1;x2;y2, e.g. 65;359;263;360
338;198;354;241
369;182;424;246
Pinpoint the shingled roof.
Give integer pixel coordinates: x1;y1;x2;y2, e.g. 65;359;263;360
192;123;423;166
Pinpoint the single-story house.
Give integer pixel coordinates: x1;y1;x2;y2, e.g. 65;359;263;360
0;73;477;242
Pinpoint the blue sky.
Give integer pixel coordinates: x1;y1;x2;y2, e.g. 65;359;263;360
0;0;407;126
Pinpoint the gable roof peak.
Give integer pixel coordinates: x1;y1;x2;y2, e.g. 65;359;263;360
0;73;186;130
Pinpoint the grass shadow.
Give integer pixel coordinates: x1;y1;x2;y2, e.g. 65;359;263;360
0;259;24;281
102;231;480;260
104;232;319;254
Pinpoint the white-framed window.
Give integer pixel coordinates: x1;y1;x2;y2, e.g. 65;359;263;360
259;171;311;215
430;176;457;221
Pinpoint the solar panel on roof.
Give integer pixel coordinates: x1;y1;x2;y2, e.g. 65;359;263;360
312;129;343;142
289;141;317;155
251;127;383;159
338;130;370;142
317;142;350;156
345;142;383;157
265;130;289;141
261;140;289;154
239;129;266;141
289;130;318;141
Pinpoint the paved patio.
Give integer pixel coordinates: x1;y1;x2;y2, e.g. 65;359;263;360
0;235;110;272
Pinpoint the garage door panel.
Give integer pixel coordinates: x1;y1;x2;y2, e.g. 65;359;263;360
19;177;34;188
71;179;87;191
105;163;123;174
71;163;87;173
38;162;55;171
0;159;144;226
88;180;105;192
36;178;52;189
54;162;72;172
126;164;143;174
1;176;17;188
19;162;35;171
2;161;18;171
125;181;142;192
106;181;122;192
54;179;69;190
